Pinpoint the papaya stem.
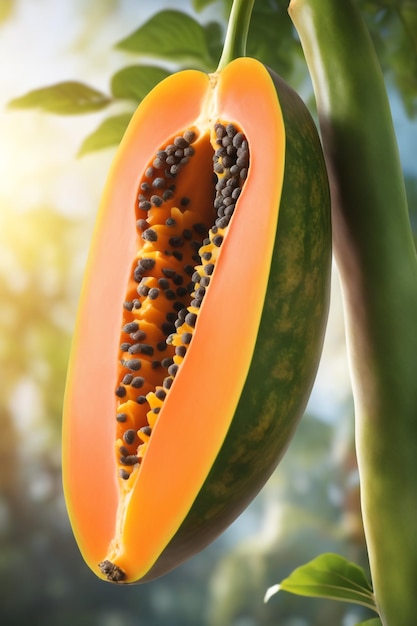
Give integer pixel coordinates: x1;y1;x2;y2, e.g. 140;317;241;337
216;0;255;71
289;0;417;624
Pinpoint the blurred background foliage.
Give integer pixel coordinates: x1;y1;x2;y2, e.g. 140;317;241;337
0;0;416;624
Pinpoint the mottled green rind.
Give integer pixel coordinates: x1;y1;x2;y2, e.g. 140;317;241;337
144;69;331;581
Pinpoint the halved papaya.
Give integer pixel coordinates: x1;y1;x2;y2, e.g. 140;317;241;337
62;57;331;583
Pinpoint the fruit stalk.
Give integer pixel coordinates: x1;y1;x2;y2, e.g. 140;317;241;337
288;0;417;623
216;0;255;70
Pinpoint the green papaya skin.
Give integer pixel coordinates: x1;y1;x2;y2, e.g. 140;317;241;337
289;0;417;623
143;70;332;581
62;0;331;584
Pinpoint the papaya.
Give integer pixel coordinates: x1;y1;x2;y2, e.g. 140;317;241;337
62;56;331;583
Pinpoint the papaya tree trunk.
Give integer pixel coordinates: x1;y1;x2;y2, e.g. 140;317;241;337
288;0;417;623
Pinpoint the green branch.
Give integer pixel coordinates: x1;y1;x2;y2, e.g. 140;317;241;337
289;0;417;623
216;0;255;70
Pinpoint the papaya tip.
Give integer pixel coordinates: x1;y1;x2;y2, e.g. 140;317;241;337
98;560;127;583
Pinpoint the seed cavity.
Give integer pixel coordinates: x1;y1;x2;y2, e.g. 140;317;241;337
114;122;249;480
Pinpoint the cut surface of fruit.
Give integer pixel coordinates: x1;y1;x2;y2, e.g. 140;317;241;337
62;57;330;584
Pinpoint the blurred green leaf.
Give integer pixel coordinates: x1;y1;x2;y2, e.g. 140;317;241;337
204;20;224;66
356;0;417;117
116;10;214;69
111;65;171;103
0;206;81;432
265;553;378;613
393;4;417;115
247;0;301;81
192;0;223;11
356;619;383;626
400;2;417;49
8;81;111;114
78;112;132;156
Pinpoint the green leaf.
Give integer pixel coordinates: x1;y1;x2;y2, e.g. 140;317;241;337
77;113;132;156
204;21;224;66
192;0;221;11
247;1;299;82
356;619;383;626
191;0;232;18
116;10;213;68
111;65;171;103
264;553;378;613
8;81;111;115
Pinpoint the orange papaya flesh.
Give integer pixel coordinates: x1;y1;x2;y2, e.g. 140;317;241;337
62;58;331;584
